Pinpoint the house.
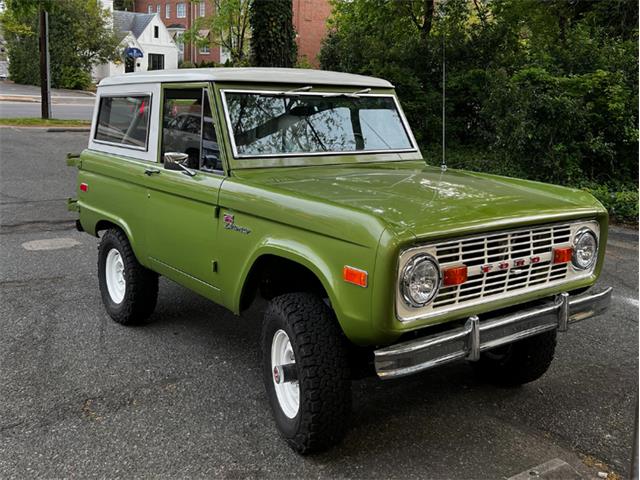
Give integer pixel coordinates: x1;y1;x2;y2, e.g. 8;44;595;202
132;0;331;67
134;0;220;65
93;0;179;82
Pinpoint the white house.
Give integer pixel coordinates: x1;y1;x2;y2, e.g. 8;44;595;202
93;0;179;82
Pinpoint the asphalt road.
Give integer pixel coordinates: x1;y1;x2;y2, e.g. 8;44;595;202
0;127;637;479
0;81;95;120
0;101;94;120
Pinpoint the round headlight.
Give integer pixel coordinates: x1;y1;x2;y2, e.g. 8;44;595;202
572;228;598;270
400;255;440;307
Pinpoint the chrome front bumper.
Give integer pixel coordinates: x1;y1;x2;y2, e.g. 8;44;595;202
374;287;613;379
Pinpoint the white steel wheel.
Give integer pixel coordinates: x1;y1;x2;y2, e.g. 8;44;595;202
271;329;299;418
105;248;126;304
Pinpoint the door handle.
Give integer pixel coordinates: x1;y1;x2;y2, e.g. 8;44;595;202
144;168;161;176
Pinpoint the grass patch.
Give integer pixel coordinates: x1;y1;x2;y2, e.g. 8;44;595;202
0;118;90;127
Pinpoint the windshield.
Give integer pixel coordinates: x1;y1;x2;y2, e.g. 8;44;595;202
222;91;415;157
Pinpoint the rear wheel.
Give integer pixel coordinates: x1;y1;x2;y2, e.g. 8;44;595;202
474;330;557;386
261;293;351;454
98;228;158;325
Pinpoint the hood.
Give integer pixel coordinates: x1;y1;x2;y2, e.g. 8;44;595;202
235;161;605;240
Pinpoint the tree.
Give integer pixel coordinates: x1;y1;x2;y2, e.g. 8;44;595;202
183;0;251;65
0;0;119;89
249;0;297;67
319;0;638;220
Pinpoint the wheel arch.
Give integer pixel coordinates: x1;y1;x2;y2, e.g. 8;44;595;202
92;216;142;261
234;245;339;317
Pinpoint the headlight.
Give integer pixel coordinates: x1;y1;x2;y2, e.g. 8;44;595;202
572;228;598;270
400;254;440;307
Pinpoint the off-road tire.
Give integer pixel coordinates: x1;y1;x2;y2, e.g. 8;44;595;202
261;293;351;454
474;330;557;386
98;228;158;325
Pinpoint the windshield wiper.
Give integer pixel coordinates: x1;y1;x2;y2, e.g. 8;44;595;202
322;88;371;98
265;86;313;97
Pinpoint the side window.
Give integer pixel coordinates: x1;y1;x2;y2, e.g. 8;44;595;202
161;88;221;172
95;95;150;148
201;92;221;172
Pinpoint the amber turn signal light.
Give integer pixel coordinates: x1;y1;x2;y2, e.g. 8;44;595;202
343;266;368;287
553;247;573;264
443;265;468;286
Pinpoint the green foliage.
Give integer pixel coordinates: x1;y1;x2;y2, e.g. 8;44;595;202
0;0;119;90
183;0;251;66
321;0;639;221
582;183;639;223
249;0;297;67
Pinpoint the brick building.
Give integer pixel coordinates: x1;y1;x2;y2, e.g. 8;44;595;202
292;0;331;66
132;0;331;67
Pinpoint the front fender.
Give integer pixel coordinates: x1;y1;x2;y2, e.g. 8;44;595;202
225;234;382;345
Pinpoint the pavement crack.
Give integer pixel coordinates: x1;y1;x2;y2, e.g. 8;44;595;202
0;219;75;234
0;197;70;206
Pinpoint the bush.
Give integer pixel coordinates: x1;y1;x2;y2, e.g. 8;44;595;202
57;66;92;90
581;183;639;224
320;0;638;223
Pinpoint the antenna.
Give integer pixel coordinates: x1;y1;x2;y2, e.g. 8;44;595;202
441;1;447;172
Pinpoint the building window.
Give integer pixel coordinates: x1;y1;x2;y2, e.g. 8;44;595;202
95;95;151;149
220;46;230;63
154;26;159;38
148;53;165;71
199;1;205;17
199;44;210;54
175;32;184;54
176;3;186;18
147;4;152;13
165;3;170;18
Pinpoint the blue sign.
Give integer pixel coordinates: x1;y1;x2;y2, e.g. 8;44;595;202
125;47;144;59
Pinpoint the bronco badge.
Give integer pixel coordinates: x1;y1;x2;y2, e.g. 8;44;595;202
223;213;251;235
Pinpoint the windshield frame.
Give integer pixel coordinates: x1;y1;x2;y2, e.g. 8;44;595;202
219;88;419;160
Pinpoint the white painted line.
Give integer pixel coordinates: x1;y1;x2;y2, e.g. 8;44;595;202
607;239;638;251
615;295;639;308
22;237;81;251
508;458;581;480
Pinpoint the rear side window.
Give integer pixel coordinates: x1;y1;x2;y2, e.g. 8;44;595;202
95;95;151;149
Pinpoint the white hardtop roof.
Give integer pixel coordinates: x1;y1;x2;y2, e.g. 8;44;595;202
98;67;393;88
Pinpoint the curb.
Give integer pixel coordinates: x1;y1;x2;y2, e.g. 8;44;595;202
0;125;90;131
0;94;96;102
0;95;39;103
47;127;90;132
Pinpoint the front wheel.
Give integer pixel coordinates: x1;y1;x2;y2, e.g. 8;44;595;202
474;330;557;386
261;293;351;454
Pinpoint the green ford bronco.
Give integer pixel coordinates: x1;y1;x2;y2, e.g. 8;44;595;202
68;68;612;453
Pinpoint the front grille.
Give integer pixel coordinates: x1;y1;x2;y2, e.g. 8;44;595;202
429;223;574;312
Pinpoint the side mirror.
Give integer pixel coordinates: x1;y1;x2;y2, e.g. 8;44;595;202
164;152;196;177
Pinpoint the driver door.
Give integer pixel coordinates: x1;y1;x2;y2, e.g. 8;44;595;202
144;84;224;302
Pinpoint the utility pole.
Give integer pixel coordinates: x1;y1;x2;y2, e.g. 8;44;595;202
39;7;51;119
